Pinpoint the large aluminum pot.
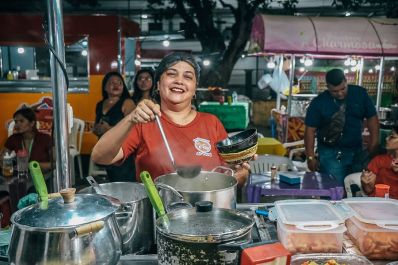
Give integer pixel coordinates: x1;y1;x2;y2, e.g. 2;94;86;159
8;188;122;265
155;167;237;209
156;201;254;265
79;182;154;254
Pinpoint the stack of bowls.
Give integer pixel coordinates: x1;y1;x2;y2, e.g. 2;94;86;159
216;128;258;164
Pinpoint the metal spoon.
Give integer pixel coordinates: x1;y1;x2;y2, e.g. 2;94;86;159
155;115;201;178
86;176;106;195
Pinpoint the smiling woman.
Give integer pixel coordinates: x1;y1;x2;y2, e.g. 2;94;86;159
91;52;251;186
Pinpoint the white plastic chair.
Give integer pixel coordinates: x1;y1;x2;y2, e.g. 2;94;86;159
69;118;85;183
88;155;107;178
344;172;367;197
7;120;15;137
249;154;297;174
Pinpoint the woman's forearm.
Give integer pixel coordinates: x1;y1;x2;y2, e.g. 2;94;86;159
92;115;135;165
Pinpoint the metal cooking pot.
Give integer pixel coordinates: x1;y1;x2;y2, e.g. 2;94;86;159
8;188;122;265
156;201;254;265
155;167;237;209
79;182;154;255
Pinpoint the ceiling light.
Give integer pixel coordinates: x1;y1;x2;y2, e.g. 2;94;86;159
267;61;275;69
111;61;118;69
203;59;211;66
368;69;374;73
162;40;170;47
81;50;88;56
141;14;148;19
375;64;381;70
345;11;351;16
96;63;100;72
134;59;141;66
350;59;357;66
299;57;305;64
344;69;349;74
241;54;246;59
82;41;88;46
304;58;313;67
391;66;396;71
350;66;357;72
344;58;351;66
17;47;25;54
299;67;305;72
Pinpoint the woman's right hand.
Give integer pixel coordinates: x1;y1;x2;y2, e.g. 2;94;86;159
361;170;376;194
128;99;161;124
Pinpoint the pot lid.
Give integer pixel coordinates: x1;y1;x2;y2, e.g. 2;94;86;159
156;201;254;243
12;193;119;230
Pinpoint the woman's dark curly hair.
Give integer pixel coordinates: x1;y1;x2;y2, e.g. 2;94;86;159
101;71;130;100
131;69;155;105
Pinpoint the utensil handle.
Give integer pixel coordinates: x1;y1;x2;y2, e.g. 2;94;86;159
140;171;166;217
155;115;176;167
86;176;105;195
29;161;48;201
71;220;105;238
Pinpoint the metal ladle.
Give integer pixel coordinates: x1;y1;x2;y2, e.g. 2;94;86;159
155;115;201;178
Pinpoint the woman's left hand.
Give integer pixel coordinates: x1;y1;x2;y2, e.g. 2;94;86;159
232;154;257;186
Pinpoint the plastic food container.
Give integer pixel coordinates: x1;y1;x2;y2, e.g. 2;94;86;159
275;200;346;254
343;198;398;260
291;253;372;265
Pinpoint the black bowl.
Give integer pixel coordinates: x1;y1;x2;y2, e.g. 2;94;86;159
216;129;258;154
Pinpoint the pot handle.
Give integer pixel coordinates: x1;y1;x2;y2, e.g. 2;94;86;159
156;183;184;201
211;166;234;176
216;237;252;252
69;220;105;239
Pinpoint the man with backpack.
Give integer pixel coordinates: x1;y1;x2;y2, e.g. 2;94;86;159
304;68;379;186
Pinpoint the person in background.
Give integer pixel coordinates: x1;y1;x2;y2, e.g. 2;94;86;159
131;69;155;105
304;68;379;186
361;126;398;199
1;107;52;172
93;71;136;182
91;52;250;185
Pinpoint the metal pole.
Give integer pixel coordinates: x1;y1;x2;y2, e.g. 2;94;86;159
47;0;71;190
276;55;284;110
376;57;385;110
286;55;295;143
358;57;364;86
117;17;122;73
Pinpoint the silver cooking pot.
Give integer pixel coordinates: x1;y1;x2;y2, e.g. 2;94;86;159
79;182;154;254
155;166;237;209
378;107;391;120
8;188;122;265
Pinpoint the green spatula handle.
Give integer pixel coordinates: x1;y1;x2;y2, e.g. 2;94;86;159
140;171;166;217
29;161;48;201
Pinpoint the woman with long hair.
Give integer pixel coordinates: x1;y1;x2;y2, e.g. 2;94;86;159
131;69;154;105
93;71;136;182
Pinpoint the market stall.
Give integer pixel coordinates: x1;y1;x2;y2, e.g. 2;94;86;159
250;15;398;143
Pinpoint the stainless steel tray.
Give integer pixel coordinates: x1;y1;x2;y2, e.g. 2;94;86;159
291;253;372;265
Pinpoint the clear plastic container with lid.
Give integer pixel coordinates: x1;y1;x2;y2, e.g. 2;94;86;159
275;199;347;254
342;197;398;260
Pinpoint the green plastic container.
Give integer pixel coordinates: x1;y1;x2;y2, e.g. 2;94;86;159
199;102;249;130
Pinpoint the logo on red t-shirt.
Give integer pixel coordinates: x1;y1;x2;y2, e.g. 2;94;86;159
193;137;212;157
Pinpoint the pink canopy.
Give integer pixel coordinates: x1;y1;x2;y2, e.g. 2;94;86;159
250;15;398;56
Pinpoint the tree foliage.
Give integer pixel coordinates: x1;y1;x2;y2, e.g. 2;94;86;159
147;0;298;88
